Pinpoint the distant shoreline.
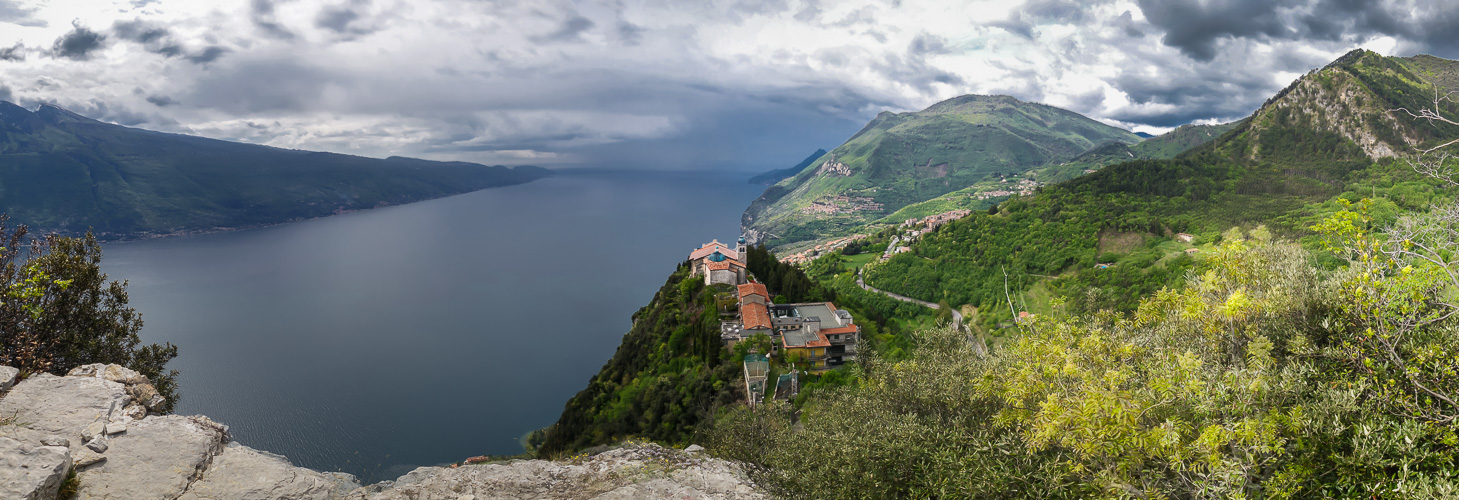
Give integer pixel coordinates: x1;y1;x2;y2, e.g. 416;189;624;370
26;176;555;244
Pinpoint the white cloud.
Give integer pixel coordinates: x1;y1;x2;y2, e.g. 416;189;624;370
0;0;1452;168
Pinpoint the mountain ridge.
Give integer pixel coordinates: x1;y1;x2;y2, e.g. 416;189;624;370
741;94;1240;252
860;49;1459;325
0;101;553;239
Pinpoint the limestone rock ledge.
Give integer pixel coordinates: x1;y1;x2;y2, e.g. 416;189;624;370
0;364;766;500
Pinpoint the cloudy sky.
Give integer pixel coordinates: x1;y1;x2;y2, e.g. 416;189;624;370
1;0;1455;170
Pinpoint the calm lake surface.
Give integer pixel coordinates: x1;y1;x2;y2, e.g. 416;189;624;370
100;170;764;483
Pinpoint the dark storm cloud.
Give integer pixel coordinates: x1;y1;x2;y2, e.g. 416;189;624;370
1112;11;1144;38
185;46;229;64
316;0;380;36
0;42;24;61
251;0;296;39
52;25;107;60
1138;0;1459;61
531;16;595;43
112;19;229;64
615;21;644;45
908;33;951;56
0;0;45;27
113;19;170;43
316;6;359;32
146;95;177;107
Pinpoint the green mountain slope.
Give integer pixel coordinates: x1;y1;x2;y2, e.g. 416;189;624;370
0;102;552;238
742;95;1143;251
876;121;1240;223
862;49;1459;327
1050;122;1239;179
748;149;827;186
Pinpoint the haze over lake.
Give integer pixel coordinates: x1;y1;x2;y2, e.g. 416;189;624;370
99;170;763;483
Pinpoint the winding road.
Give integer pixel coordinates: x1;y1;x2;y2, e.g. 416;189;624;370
856;268;985;355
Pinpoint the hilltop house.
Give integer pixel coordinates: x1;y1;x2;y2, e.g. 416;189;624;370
773;302;859;372
721;282;860;373
689;238;748;286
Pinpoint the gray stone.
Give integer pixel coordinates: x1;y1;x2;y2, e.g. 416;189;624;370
0;436;72;500
104;420;127;436
684;444;705;454
177;442;361;500
85;437;108;453
74;415;228;500
41;436;70;448
0;374;127;454
74;449;106;468
66;364;165;410
0;365;17;392
120;405;147;421
67;364;147;386
353;443;764;500
82;421;107;443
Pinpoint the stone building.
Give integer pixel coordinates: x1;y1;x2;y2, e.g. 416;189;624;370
688;238;748;286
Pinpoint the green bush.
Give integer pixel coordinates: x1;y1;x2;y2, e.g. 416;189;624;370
0;216;178;412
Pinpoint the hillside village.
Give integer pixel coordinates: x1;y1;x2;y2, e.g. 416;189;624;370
777;208;974;264
686;238;861;406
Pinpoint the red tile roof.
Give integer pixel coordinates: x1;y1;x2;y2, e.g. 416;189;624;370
737;283;769;300
820;325;858;335
741;302;772;330
689;240;740;262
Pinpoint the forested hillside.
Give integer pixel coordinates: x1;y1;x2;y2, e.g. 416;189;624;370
0;101;552;239
713;220;1459;498
862;50;1459;328
742;95;1142;250
535;264;738;457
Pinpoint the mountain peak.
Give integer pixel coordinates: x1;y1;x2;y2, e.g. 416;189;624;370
1243;50;1459;160
922;94;1022;114
0;100;44;133
34;103;100;125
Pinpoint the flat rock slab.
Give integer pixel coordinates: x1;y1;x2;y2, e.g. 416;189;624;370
0;436;71;500
0;374;127;453
76;415;228;500
355;444;764;500
178;442;360;500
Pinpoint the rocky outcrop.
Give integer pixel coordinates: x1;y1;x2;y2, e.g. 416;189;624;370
0;364;766;500
75;415;230;499
177;443;360;500
355;442;764;500
0;436;71;500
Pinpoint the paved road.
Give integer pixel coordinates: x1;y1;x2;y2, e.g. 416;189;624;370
856;268;985;355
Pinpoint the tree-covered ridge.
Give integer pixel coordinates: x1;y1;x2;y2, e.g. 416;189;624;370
1048;122;1240;181
712;217;1459;498
536;264;737;457
0;101;552;239
743;94;1143;251
862;50;1459;329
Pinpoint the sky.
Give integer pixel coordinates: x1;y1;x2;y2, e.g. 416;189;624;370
1;0;1456;170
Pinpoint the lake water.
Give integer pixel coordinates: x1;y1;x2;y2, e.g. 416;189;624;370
99;170;764;483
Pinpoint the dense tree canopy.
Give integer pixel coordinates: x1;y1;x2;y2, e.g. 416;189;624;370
711;216;1459;498
0;216;178;412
